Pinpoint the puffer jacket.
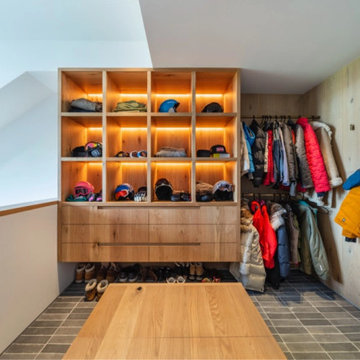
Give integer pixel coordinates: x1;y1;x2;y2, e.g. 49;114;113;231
272;125;282;187
251;201;277;269
282;124;298;195
250;120;266;187
278;126;290;186
243;122;255;177
269;203;290;278
293;201;329;280
295;124;313;189
335;186;360;238
285;204;301;265
297;117;330;196
240;122;250;175
230;207;266;292
311;121;342;188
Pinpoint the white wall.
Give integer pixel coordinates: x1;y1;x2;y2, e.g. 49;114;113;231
0;204;74;354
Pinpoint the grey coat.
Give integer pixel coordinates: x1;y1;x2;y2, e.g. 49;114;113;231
250;120;266;187
293;201;329;280
295;125;313;189
282;124;298;195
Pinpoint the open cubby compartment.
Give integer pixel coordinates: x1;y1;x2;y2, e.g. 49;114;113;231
196;161;237;202
151;71;192;113
61;161;102;201
106;116;148;157
151;162;191;201
195;70;238;113
151;116;192;157
106;162;147;202
61;70;103;112
196;115;237;157
106;71;148;113
61;116;103;157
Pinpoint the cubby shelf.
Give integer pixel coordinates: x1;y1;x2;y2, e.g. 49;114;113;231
60;68;240;205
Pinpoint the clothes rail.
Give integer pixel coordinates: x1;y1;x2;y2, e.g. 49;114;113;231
241;115;321;120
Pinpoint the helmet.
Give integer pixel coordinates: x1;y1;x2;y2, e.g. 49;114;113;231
201;102;223;113
159;99;179;113
85;142;102;157
155;178;173;200
114;183;134;201
74;181;94;198
196;181;213;202
212;180;234;201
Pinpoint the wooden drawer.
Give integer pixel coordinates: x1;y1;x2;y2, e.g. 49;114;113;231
149;225;236;243
149;243;238;262
61;225;148;244
60;243;149;262
148;206;238;225
61;205;148;224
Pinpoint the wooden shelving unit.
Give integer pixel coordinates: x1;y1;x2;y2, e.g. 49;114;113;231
59;68;241;262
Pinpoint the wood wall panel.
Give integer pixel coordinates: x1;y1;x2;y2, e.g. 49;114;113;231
302;56;360;307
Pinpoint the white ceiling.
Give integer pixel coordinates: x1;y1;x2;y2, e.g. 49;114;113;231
139;0;360;94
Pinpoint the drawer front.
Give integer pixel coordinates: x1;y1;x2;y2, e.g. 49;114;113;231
149;243;238;262
60;243;149;262
148;206;238;225
61;225;148;244
61;206;148;225
149;225;236;244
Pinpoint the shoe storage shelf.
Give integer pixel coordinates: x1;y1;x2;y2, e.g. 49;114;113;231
59;68;241;262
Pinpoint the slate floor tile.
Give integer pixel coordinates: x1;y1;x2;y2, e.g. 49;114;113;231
5;344;43;354
337;325;360;334
281;334;316;343
292;352;330;359
14;335;50;344
312;334;349;343
21;328;57;336
287;342;323;352
328;353;360;360
49;335;76;344
41;344;70;353
0;354;36;359
305;326;341;334
301;319;332;326
320;343;359;352
275;326;309;334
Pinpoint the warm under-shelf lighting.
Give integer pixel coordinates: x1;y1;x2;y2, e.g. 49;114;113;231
118;94;147;97
118;162;147;166
88;163;102;166
87;94;103;98
196;128;225;131
121;127;147;131
155;127;191;130
155;163;190;167
88;127;102;130
196;163;225;166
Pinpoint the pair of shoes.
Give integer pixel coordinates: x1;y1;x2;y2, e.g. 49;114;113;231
189;263;204;281
75;263;96;283
141;267;158;282
85;279;109;301
166;275;186;283
118;264;140;283
96;263;119;283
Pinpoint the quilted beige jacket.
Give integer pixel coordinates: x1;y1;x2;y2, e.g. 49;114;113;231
230;207;266;292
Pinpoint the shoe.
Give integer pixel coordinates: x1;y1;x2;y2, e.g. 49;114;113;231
85;279;97;301
118;268;129;283
106;263;118;283
96;263;108;282
189;263;196;281
75;263;85;283
144;268;158;283
96;279;109;301
195;263;204;281
84;263;95;283
176;275;186;283
128;265;140;283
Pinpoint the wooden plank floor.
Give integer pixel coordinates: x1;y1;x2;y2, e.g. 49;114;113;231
63;283;285;359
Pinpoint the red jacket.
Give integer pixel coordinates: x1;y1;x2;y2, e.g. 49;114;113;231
250;201;277;269
263;130;275;186
296;117;330;194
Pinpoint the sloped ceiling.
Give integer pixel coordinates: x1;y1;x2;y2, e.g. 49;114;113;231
139;0;360;93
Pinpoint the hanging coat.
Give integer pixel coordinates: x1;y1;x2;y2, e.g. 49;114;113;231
263;129;275;186
297;117;330;196
230;207;266;292
293;201;329;280
243;122;255;178
240;122;250;175
295;124;313;189
250;201;277;269
335;186;360;238
278;125;290;187
272;124;282;187
249;120;266;187
284;204;301;265
311;121;343;188
282;124;298;195
269;202;290;278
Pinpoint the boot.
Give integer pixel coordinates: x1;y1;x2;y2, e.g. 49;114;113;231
85;279;97;301
84;263;95;283
96;279;109;301
75;263;85;283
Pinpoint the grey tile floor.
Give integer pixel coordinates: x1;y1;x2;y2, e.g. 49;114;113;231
1;270;360;360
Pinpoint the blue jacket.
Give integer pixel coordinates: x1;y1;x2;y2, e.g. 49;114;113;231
243;122;255;174
343;169;360;190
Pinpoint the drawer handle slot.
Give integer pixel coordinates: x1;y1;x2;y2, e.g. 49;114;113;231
97;242;201;247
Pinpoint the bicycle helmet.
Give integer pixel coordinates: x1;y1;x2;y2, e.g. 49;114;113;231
159;99;179;113
155;178;173;200
212;180;234;201
201;102;223;113
114;183;134;201
85;142;102;157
